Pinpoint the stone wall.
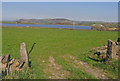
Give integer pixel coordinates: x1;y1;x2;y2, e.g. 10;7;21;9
106;40;119;60
0;42;29;75
92;38;120;60
92;25;119;31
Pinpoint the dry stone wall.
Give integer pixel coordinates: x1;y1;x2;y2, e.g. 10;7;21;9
93;38;120;60
0;42;30;75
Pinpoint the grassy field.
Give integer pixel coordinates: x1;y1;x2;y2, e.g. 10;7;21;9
2;27;118;79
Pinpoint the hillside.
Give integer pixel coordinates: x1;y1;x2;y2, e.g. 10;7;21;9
16;18;104;25
17;18;75;25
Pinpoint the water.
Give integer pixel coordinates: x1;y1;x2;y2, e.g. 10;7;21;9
2;23;91;29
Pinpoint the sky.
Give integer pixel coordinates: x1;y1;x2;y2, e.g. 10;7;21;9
2;2;118;22
2;0;120;2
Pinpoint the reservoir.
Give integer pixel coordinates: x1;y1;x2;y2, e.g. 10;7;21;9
1;23;91;29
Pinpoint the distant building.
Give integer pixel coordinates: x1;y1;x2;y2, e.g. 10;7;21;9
92;24;104;27
100;24;103;27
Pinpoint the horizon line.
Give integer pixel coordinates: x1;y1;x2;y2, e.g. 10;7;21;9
2;18;118;23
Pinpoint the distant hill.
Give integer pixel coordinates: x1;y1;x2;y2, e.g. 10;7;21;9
15;18;118;28
16;18;76;25
16;18;108;26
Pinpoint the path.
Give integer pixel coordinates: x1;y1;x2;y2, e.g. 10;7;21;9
43;56;70;79
63;55;108;79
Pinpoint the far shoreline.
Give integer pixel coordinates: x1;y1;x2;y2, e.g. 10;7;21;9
1;22;92;26
2;26;119;32
2;25;92;31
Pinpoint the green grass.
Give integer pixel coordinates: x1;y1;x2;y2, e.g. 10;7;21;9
2;27;118;79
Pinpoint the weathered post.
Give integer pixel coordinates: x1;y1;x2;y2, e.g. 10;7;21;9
106;40;117;60
20;42;29;68
111;42;117;59
106;40;112;60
